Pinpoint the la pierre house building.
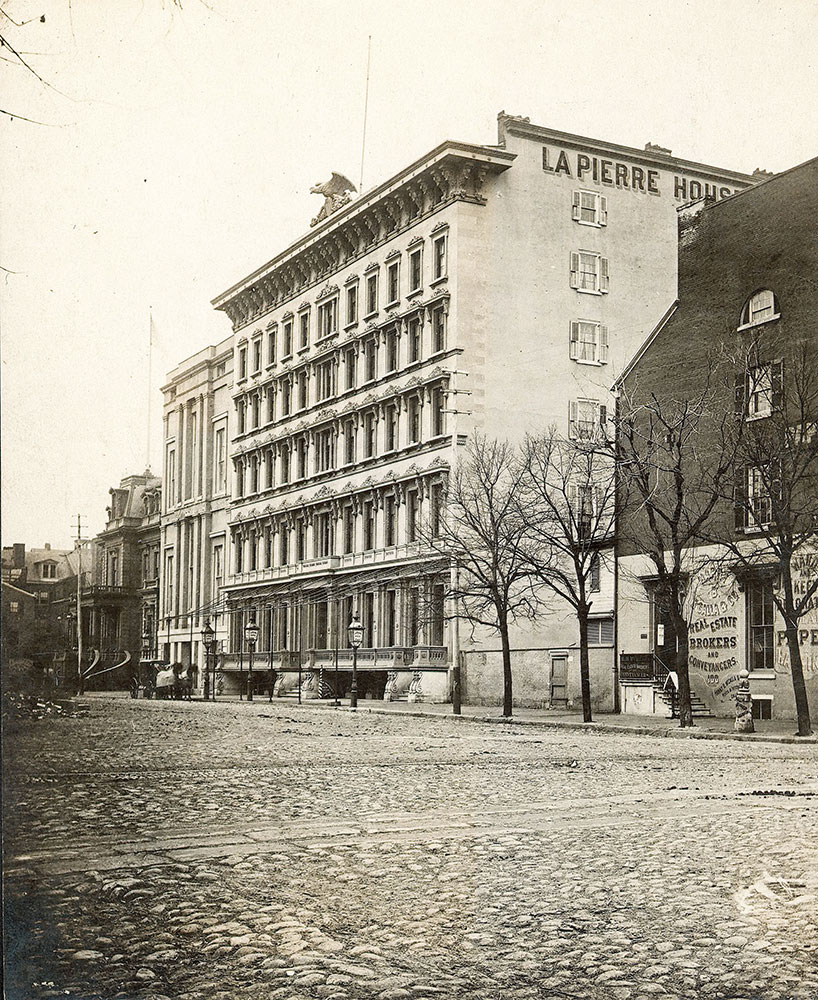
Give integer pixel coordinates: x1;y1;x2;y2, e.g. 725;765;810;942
168;111;754;706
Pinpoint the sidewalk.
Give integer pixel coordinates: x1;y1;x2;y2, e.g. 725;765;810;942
83;692;817;745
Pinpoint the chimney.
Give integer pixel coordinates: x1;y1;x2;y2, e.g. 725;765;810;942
44;542;51;550
645;142;672;156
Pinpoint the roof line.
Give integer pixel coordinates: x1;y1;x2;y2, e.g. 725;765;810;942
691;153;818;215
614;300;679;389
499;117;754;183
211;140;515;308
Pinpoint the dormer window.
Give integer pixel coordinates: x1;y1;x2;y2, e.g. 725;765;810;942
739;289;779;330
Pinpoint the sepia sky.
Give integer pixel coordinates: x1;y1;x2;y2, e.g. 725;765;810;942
2;0;817;549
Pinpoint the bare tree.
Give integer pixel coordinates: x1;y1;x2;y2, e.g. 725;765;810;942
519;429;616;722
418;434;540;717
617;364;740;727
713;341;818;736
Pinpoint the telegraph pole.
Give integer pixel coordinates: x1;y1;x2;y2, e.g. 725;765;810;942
74;514;86;695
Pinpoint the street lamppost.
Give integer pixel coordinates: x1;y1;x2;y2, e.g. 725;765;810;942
245;617;260;703
348;612;363;710
202;618;215;702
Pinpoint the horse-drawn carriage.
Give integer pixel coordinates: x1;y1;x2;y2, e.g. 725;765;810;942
131;661;194;700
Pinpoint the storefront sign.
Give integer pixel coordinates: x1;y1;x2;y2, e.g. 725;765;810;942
687;579;742;701
542;146;734;200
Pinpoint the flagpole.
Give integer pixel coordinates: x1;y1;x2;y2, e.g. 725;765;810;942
359;36;372;193
146;310;153;472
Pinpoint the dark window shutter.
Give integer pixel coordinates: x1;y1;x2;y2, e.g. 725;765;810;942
771;359;784;410
734;468;747;530
734;371;747;418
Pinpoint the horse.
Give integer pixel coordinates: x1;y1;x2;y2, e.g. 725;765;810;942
173;664;193;701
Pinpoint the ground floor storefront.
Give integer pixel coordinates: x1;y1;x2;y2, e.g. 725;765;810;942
617;547;818;722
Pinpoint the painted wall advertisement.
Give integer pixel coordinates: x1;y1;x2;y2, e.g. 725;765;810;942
687;570;742;709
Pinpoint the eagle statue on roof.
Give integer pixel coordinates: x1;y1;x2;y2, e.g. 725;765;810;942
310;172;357;227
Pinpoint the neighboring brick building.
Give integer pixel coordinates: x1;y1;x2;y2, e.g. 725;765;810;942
616;156;818;721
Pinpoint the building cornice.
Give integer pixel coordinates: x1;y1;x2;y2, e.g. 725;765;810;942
211;142;515;331
498;116;754;185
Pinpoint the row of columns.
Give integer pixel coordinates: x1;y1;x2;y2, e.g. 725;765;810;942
229;575;446;655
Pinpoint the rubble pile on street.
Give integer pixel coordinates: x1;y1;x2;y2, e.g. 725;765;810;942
2;694;87;723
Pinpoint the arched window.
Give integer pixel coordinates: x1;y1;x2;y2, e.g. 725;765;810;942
739;289;779;329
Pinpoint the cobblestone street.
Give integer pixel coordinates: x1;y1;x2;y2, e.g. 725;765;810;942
3;698;817;1000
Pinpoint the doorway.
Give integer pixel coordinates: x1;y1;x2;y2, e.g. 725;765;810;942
550;655;568;707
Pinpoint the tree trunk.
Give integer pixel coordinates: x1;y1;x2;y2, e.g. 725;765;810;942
500;619;513;718
784;619;813;737
578;605;593;723
672;609;694;728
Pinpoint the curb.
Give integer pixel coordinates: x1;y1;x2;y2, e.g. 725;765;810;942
79;694;818;745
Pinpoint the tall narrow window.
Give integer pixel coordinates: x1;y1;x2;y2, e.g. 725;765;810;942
214;426;226;494
430;483;443;537
386;329;399;372
364;338;377;381
431;386;445;436
238;347;248;379
267;327;277;365
345;346;357;389
363;501;376;550
253;338;262;373
299;311;310;349
297;437;308;479
283;320;293;357
318;298;338;339
408;396;421;443
281;379;292;416
386;259;400;304
385;589;397;645
297;370;308;410
748;579;775;671
409;248;422;292
364;412;376;458
343;505;355;554
433;234;447;280
408;316;421;362
346;283;358;325
385;403;398;451
343;417;356;464
317;359;336;401
384;496;396;546
366;272;378;315
406;490;418;542
431;306;446;353
280;443;290;484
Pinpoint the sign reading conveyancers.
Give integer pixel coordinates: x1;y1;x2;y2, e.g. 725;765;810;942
542;146;735;200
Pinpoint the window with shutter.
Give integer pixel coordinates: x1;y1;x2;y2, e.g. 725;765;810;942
572;191;581;221
569;400;579;439
590;553;601;593
569;253;580;289
599;326;609;363
600;257;610;293
569;322;580;360
599;196;608;226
